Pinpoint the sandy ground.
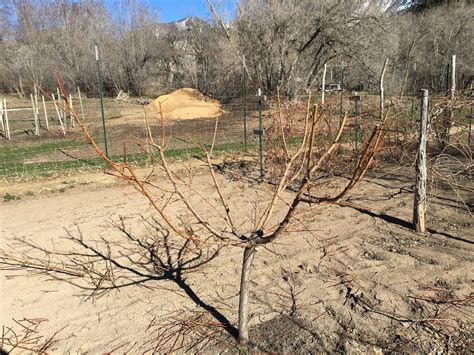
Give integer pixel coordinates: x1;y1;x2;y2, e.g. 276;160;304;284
0;162;473;353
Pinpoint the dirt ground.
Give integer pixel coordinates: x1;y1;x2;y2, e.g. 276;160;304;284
0;159;473;353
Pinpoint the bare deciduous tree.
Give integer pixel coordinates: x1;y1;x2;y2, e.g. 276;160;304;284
6;78;386;346
1;1;472;97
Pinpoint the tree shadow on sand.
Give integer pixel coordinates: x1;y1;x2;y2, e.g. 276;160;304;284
0;216;238;351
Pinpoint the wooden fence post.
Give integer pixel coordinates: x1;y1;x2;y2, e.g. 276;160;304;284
57;87;65;122
449;55;456;137
77;87;85;121
69;93;75;128
321;63;327;105
31;94;39;136
0;99;4;133
413;89;429;233
34;92;39;119
56;88;61;119
42;95;49;131
52;94;66;135
380;59;389;121
3;98;10;140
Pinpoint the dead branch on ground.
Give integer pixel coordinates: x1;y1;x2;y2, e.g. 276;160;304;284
1;318;65;353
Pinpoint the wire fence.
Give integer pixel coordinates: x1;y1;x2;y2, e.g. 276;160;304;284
0;89;472;180
0;91;262;179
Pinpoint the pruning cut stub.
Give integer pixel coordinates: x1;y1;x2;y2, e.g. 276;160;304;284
239;229;264;242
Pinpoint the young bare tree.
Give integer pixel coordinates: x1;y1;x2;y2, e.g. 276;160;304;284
7;75;385;346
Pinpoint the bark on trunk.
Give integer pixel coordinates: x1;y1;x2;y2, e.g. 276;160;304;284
238;245;256;346
380;59;389;121
413;89;428;233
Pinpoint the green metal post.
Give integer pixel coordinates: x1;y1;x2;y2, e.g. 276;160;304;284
469;106;472;148
340;65;345;125
355;99;359;151
445;63;450;94
350;95;361;152
411;63;417;120
242;55;248;150
95;44;109;158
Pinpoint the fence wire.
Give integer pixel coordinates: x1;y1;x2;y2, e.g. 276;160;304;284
0;93;260;179
0;91;471;180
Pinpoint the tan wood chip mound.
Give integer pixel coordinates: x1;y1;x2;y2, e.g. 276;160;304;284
147;88;224;120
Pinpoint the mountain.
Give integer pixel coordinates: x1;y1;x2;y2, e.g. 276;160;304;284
172;17;209;31
156;16;210;37
387;0;471;12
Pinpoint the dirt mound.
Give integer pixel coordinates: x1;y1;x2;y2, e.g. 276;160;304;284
147;88;224;120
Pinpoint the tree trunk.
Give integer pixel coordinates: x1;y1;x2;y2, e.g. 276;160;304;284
18;76;25;97
238;245;256;346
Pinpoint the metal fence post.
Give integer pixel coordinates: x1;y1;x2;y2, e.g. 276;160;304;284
339;65;345;124
468;107;472;148
411;63;417;120
242;55;248;150
350;95;361;151
355;97;359;151
95;44;109;158
256;89;264;182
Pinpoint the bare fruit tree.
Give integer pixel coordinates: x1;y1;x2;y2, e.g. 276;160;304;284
3;75;388;346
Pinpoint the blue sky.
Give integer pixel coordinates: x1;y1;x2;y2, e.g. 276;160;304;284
154;0;234;22
134;0;236;22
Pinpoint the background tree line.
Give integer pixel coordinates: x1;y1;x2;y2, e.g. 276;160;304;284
0;0;472;99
